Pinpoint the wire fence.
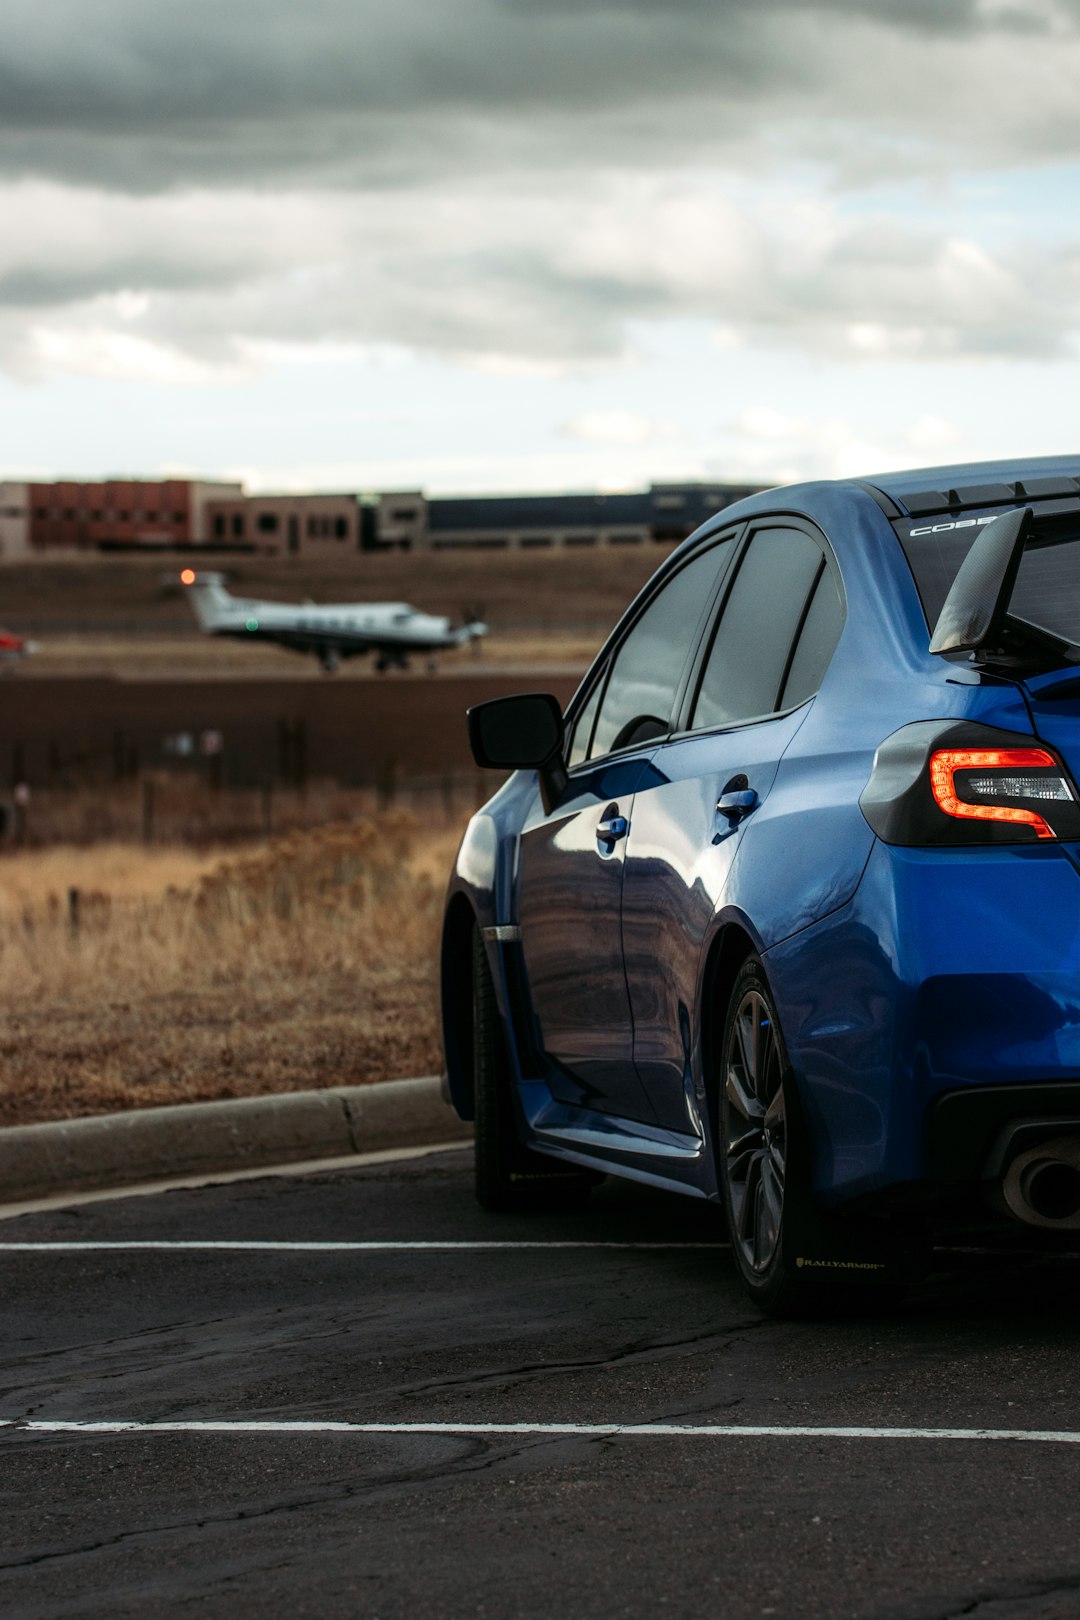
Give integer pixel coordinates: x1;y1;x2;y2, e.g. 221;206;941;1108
0;769;494;849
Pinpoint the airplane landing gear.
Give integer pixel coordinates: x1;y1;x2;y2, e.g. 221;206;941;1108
319;650;340;674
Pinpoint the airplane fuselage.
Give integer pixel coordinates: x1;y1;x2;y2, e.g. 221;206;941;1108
181;572;485;670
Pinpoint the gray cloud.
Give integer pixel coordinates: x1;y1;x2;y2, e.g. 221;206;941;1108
2;176;1075;379
0;0;1078;194
2;0;1080;382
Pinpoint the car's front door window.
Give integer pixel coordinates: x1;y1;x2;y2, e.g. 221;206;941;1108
566;678;603;769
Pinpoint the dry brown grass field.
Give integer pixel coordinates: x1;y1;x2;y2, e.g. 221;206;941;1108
0;811;461;1127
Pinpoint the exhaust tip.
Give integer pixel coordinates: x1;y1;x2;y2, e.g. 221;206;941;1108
1021;1161;1080;1223
1003;1136;1080;1229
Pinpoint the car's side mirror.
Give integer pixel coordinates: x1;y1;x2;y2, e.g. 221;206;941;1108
467;692;567;811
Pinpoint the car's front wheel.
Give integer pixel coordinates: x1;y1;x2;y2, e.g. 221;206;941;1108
472;926;598;1212
718;956;911;1315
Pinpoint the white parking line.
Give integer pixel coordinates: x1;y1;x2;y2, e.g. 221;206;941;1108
0;1240;727;1252
3;1419;1080;1444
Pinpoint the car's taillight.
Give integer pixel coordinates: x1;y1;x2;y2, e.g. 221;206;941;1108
860;723;1080;846
928;748;1073;841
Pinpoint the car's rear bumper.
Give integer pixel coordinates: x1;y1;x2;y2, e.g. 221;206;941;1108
764;837;1080;1205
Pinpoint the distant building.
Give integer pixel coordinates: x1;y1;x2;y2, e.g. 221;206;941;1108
7;475;763;556
0;481;30;557
201;491;374;557
375;482;762;551
24;478;243;552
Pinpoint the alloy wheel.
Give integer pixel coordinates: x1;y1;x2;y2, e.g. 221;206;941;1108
722;988;787;1275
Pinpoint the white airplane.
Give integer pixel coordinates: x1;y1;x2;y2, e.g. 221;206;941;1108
180;570;487;673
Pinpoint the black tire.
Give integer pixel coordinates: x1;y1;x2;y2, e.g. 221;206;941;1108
472;927;598;1212
718;956;913;1316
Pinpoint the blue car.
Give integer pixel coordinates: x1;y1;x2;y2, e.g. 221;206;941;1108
441;456;1080;1312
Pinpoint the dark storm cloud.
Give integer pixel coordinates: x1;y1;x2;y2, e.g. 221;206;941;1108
3;0;1080;378
0;259;248;308
0;0;1074;192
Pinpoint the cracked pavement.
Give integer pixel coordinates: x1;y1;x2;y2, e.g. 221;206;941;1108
3;1146;1080;1618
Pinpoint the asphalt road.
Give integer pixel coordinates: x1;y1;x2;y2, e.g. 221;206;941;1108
4;1147;1080;1620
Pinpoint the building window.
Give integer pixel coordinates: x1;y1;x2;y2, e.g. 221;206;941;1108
63;509;75;520
335;517;348;539
232;513;244;537
257;513;279;533
119;510;129;521
565;533;597;546
173;510;185;522
391;507;417;522
307;516;318;537
212;515;225;538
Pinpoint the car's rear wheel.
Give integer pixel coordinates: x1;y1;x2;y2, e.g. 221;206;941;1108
719;956;911;1315
472;926;598;1212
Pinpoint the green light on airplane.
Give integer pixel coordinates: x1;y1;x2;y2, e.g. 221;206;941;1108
245;618;259;632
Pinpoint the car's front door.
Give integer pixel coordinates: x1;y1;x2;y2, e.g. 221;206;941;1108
516;541;730;1123
621;523;845;1133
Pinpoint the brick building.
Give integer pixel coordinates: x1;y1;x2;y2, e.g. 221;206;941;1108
25;478;242;551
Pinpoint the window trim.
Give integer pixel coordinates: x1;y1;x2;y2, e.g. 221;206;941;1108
671;515;846;742
562;526;745;772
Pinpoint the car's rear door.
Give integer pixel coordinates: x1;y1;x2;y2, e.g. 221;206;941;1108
516;540;730;1123
620;522;845;1134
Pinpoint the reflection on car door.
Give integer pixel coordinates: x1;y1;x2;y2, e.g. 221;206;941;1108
517;751;659;1121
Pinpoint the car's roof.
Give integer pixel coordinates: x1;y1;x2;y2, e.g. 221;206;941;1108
861;453;1080;499
698;454;1080;534
860;454;1080;515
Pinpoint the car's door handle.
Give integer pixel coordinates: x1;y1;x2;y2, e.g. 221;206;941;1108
716;789;758;822
596;815;629;843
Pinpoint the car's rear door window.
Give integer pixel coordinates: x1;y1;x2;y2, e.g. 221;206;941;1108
587;540;733;761
689;527;826;732
777;564;844;710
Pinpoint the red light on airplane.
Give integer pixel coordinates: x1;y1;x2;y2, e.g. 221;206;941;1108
180;568;196;586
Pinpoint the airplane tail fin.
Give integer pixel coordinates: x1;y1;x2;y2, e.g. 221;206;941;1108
180;570;234;631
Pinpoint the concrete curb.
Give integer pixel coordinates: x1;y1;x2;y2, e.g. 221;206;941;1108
0;1078;472;1203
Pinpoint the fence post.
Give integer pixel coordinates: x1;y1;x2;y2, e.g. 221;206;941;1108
377;756;397;809
68;887;80;939
142;778;155;844
12;782;29;845
294;719;308;795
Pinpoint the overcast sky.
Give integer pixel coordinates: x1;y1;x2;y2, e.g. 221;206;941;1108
2;0;1079;493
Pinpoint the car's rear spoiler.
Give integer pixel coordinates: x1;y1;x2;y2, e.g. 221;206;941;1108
928;506;1032;655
